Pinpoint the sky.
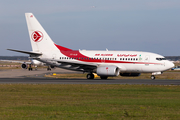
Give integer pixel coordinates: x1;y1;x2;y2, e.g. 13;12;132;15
0;0;180;56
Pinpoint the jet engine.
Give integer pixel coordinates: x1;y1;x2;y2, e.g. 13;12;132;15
120;73;141;77
21;63;28;69
96;66;120;76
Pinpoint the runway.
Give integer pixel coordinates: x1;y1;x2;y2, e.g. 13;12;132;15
0;77;180;85
0;68;180;85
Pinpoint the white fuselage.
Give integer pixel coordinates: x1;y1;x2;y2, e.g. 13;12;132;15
38;48;174;73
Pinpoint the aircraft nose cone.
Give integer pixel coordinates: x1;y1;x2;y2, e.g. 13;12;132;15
167;61;174;69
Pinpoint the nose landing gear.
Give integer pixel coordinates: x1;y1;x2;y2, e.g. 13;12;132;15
151;75;155;80
151;72;162;80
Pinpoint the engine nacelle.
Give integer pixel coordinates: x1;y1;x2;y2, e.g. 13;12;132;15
21;63;28;69
97;66;120;76
31;59;43;66
120;73;141;77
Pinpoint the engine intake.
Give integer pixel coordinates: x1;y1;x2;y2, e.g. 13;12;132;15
21;63;28;69
97;66;120;76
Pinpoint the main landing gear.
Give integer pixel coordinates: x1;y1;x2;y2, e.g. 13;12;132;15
86;73;108;79
87;73;94;79
28;64;33;71
47;66;51;71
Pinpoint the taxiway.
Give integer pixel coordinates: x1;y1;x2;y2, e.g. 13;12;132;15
0;68;179;85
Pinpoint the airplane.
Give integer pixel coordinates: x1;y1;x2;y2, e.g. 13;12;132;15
7;13;174;80
20;59;55;71
0;59;54;71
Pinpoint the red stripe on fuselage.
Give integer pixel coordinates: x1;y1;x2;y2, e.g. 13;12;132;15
54;43;161;65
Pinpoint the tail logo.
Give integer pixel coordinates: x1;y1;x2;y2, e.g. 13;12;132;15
31;31;43;42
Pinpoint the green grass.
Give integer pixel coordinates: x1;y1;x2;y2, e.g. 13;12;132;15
0;84;180;119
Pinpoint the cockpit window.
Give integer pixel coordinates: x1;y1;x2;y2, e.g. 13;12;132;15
156;58;166;61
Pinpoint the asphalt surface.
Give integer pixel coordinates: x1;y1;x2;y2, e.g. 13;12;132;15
0;68;180;85
0;77;180;85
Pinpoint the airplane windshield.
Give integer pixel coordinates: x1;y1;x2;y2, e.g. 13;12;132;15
156;58;166;61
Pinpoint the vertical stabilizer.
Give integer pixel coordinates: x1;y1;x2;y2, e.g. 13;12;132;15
25;13;56;53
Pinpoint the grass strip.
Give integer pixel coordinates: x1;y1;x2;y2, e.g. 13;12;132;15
0;84;180;119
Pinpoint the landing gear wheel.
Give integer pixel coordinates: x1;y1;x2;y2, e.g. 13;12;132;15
87;74;94;79
100;76;108;79
28;68;33;71
47;68;51;71
28;64;33;71
151;75;155;80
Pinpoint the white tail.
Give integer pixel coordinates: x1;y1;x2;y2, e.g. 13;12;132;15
25;13;56;53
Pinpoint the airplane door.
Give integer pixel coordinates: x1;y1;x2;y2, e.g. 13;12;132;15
141;55;150;72
145;56;150;65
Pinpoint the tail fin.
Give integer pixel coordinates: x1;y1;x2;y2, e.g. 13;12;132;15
25;13;56;53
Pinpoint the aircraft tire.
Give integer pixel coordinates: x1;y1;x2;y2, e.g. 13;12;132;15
29;68;33;71
87;74;94;79
47;68;51;71
151;75;155;80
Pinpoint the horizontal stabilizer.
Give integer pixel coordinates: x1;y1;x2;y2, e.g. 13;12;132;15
7;49;42;56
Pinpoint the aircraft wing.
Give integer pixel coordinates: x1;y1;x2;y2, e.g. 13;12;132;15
58;60;97;71
7;49;42;56
0;60;31;64
36;58;98;72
